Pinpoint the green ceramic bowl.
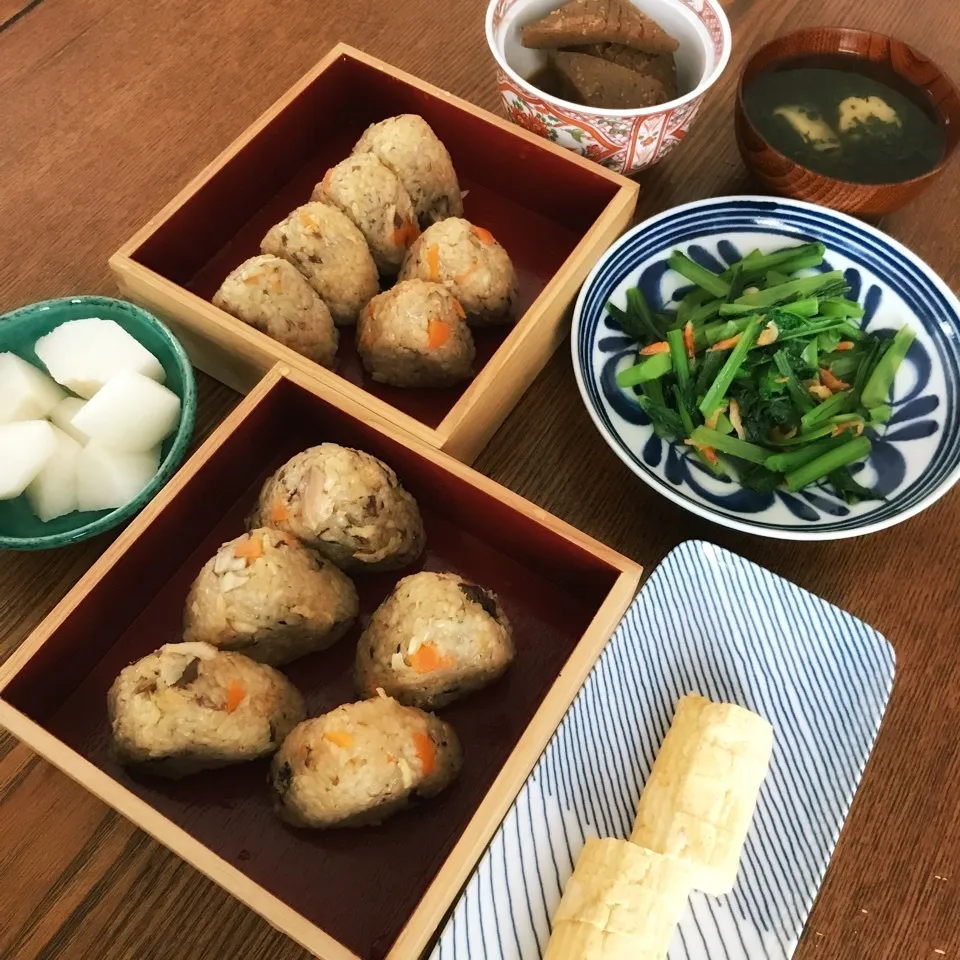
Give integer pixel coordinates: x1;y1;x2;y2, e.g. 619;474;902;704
0;296;197;551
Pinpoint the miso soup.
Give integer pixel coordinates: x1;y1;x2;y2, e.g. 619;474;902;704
743;54;947;184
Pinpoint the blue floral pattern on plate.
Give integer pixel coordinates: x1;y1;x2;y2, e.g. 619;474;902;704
572;197;960;538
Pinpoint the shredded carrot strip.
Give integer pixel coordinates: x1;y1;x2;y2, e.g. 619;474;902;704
820;368;850;392
832;420;864;438
234;535;263;561
323;730;354;749
683;321;695;360
298;210;319;231
704;400;728;431
684;438;719;464
389;220;420;248
808;382;833;401
409;642;451;673
414;731;436;776
426;245;441;282
225;681;245;713
835;340;855;351
472;225;495;245
270;498;291;524
427;319;450;348
729;398;745;441
756;320;779;347
639;341;670;356
451;299;466;319
454;261;478;284
710;334;742;352
242;272;263;286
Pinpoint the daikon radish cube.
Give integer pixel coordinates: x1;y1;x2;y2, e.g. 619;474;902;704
0;353;66;423
48;397;90;444
71;372;180;452
0;420;57;499
34;318;165;398
25;426;82;521
76;442;161;512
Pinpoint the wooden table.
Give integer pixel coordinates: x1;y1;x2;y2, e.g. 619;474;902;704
1;0;958;956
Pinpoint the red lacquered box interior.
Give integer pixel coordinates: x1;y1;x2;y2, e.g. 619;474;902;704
128;52;622;428
3;375;621;960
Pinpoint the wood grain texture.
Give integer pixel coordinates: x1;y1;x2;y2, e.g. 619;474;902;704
735;26;960;214
0;0;958;957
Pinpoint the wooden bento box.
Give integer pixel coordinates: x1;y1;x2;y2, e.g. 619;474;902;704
0;363;642;960
108;43;639;464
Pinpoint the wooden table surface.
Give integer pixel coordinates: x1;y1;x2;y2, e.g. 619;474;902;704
1;0;958;956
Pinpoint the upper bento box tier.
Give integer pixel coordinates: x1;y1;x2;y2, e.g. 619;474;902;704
0;363;641;960
109;44;639;464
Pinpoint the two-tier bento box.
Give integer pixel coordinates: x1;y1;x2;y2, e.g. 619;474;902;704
1;41;644;960
108;44;639;463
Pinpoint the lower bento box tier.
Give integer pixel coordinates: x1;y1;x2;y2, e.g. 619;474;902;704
0;364;641;960
109;44;638;464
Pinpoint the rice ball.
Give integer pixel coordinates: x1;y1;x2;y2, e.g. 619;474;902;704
312;154;420;276
107;641;305;778
400;218;518;327
212;255;339;367
250;443;424;572
357;279;474;388
270;695;462;828
356;572;514;709
353;114;463;227
261;203;378;325
183;527;359;666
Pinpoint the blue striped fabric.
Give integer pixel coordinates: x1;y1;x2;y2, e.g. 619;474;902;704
431;541;894;960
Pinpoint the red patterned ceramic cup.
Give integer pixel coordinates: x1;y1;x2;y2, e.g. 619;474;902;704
486;0;731;175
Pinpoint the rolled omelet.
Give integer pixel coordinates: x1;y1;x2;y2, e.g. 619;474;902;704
543;837;692;960
630;693;774;896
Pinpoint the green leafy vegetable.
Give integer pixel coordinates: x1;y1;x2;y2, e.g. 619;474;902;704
605;243;912;499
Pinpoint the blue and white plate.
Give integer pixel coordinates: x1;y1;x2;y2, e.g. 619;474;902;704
431;540;894;960
571;196;960;539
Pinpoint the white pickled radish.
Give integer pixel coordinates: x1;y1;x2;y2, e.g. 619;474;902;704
71;372;180;453
48;397;90;444
0;420;57;499
25;426;82;521
34;318;165;398
0;353;66;424
76;442;161;512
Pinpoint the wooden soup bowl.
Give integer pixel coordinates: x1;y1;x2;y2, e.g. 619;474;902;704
735;27;960;216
